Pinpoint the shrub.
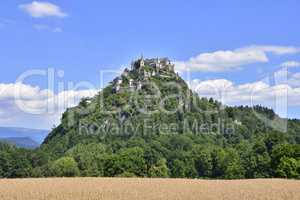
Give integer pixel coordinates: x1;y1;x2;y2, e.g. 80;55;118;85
50;157;80;177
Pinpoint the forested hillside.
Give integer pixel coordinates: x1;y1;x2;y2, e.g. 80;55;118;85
1;58;300;179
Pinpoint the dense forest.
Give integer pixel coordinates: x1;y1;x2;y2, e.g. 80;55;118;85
1;58;300;179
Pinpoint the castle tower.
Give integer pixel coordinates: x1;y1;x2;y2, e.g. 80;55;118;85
169;63;175;72
137;81;142;90
140;54;145;67
129;79;134;88
155;57;161;69
115;78;123;92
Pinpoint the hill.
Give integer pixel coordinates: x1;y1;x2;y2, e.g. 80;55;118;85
0;57;300;179
43;57;290;152
0;127;49;144
0;137;39;149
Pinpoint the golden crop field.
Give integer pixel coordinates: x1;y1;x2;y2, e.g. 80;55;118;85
0;178;299;200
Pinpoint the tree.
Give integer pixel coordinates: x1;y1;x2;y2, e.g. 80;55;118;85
249;141;271;178
275;157;299;178
9;149;33;178
166;135;193;151
104;147;146;177
50;157;80;177
211;148;226;178
264;132;286;152
192;146;212;177
0;152;10;178
144;147;163;171
223;149;245;179
271;144;299;174
149;159;169;178
66;143;107;176
170;159;186;178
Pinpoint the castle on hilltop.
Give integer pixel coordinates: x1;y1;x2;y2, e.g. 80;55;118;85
132;55;175;72
113;56;177;93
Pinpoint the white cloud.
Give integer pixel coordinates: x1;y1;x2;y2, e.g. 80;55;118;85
273;69;300;87
175;45;300;72
190;76;300;118
19;1;68;18
287;73;300;87
0;82;49;100
281;61;300;68
239;45;300;55
0;82;97;129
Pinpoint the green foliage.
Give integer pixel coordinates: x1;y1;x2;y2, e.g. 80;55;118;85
104;147;146;177
192;146;212;177
66;143;107;177
170;159;186;178
49;157;80;177
149;159;169;178
275;157;299;178
223;149;245;179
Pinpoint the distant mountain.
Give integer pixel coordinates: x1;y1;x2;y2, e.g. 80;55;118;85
0;127;49;145
0;137;39;149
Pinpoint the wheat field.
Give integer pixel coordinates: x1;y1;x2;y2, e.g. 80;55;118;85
0;178;299;200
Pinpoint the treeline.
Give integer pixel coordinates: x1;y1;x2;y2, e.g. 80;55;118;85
1;130;300;179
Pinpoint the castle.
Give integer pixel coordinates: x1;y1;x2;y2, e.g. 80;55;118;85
132;55;175;72
113;56;176;93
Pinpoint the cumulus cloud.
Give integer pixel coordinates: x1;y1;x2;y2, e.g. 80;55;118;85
183;66;300;118
0;82;50;101
0;82;97;129
287;73;300;87
190;75;300;118
281;61;300;68
19;1;68;18
175;45;300;72
239;45;300;55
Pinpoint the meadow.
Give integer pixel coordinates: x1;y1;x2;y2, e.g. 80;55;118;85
0;178;299;200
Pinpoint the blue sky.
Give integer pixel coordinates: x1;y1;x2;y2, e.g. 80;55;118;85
0;0;300;129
